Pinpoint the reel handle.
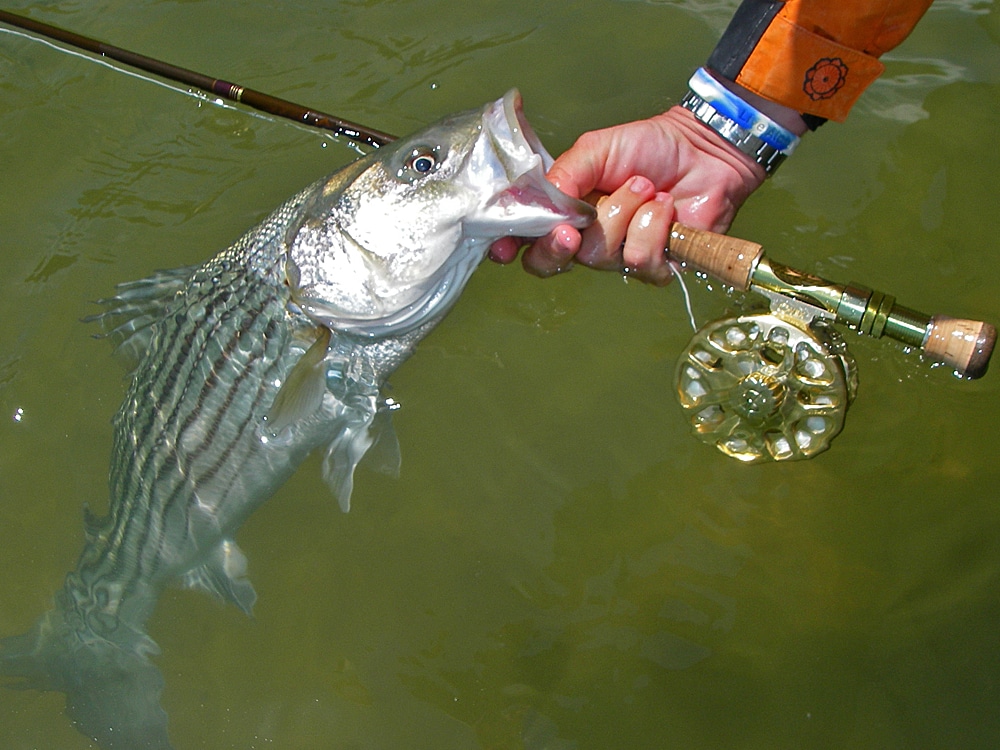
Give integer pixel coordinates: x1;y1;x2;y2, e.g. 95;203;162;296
665;222;996;379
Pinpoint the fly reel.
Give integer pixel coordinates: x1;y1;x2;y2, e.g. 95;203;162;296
662;223;994;463
675;313;857;462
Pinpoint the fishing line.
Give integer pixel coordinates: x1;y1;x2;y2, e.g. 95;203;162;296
668;259;699;332
0;24;369;154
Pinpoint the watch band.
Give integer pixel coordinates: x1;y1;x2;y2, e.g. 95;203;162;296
680;90;789;175
679;69;800;176
688;68;799;152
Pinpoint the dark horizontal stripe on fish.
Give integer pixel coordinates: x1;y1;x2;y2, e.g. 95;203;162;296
135;310;288;598
86;268;288;601
116;330;283;603
96;277;249;579
117;284;285;599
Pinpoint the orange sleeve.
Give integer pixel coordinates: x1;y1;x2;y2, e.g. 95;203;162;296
708;0;934;122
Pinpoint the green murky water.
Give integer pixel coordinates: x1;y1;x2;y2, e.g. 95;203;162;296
2;1;999;747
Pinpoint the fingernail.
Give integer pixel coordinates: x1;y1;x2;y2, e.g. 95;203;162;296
552;227;575;255
629;175;653;194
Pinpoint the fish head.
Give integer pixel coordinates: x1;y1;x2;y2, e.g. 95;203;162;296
286;89;596;336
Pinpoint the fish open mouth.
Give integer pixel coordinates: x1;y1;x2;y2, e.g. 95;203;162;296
498;88;557;172
467;89;596;236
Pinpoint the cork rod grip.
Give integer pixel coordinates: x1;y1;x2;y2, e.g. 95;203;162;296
666;223;762;290
922;316;996;379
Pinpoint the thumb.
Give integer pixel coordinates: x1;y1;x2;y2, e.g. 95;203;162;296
544;135;610;200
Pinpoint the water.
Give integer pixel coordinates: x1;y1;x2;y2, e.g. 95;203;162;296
2;1;999;747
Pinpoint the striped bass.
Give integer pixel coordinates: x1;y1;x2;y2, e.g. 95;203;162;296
0;90;594;749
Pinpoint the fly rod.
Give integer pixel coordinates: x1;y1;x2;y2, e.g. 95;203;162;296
2;9;994;377
0;9;396;149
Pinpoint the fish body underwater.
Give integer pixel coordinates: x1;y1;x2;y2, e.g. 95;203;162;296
0;90;594;748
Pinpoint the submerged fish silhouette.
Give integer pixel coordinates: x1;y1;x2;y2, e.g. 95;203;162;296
0;90;594;749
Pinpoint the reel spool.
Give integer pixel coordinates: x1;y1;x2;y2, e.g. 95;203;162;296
675;313;857;463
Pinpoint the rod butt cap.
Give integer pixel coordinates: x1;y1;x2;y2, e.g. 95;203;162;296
924;316;996;379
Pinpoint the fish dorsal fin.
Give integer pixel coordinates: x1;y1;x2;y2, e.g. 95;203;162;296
180;538;257;615
84;265;198;369
265;326;332;436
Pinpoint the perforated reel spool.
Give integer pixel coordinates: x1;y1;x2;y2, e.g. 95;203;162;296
675;313;857;462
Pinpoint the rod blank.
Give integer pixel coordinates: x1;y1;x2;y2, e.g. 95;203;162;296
0;9;397;149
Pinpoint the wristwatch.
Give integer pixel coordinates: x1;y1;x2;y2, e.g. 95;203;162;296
679;89;790;175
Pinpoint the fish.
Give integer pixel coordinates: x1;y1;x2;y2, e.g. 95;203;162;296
0;89;595;749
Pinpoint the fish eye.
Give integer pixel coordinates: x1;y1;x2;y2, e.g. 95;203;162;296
406;148;438;175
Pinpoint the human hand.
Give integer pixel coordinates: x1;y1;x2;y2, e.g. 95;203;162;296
489;106;767;285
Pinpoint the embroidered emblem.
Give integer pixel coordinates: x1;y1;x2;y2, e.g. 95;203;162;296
803;57;848;100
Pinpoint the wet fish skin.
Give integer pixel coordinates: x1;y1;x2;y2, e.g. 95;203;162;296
0;90;594;749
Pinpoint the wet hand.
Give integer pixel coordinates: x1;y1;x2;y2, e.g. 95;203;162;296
489;106;766;285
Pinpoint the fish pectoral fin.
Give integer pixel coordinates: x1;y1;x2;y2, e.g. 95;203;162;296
181;539;257;615
265;326;332;437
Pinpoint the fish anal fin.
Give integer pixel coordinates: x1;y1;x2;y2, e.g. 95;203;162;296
82;504;109;544
181;539;257;615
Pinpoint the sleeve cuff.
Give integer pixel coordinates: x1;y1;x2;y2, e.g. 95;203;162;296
733;14;885;122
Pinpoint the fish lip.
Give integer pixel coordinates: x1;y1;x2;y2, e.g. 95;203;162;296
473;89;596;234
500;88;555;171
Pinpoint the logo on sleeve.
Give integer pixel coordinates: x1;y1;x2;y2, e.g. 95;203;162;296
803;58;848;101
